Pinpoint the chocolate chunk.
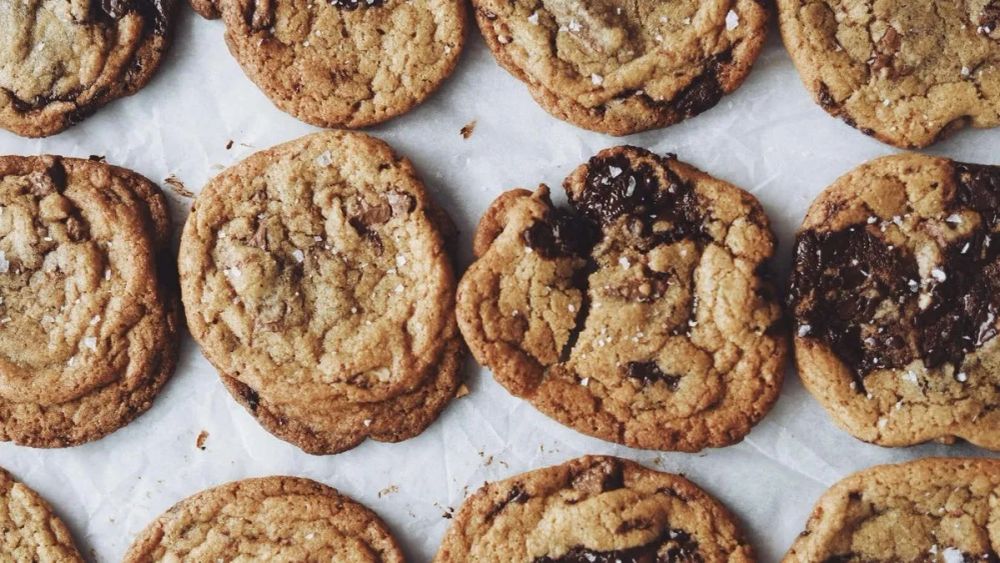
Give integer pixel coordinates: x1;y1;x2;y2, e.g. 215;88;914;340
485;485;530;521
522;208;598;260
94;0;171;35
533;529;701;563
330;0;385;9
625;362;681;390
571;458;625;494
981;1;1000;34
673;52;729;119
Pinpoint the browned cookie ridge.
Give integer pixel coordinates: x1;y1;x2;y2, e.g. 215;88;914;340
472;0;769;135
778;0;1000;148
178;131;463;455
0;155;178;448
0;0;177;137
457;146;786;452
124;476;404;561
198;0;466;128
785;457;1000;562
435;455;755;562
789;153;1000;449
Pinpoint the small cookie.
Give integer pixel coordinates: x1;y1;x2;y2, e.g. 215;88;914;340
457;146;786;452
777;0;1000;149
435;455;755;562
789;154;1000;449
179;131;463;455
471;1;768;135
785;457;1000;562
0;0;177;138
124;476;404;561
0;466;83;562
0;156;178;448
203;0;466;128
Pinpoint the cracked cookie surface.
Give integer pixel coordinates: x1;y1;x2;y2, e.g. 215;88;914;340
790;153;1000;450
435;455;755;562
0;466;82;562
179;131;462;455
457;146;786;452
471;0;768;136
0;155;178;448
777;0;1000;148
0;0;176;138
124;476;404;562
207;0;465;128
785;457;1000;562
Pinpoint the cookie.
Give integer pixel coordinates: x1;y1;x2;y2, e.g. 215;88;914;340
457;146;786;452
471;1;768;136
435;455;755;562
0;155;178;448
777;0;1000;149
0;466;83;562
124;476;404;561
178;131;463;455
0;0;177;138
789;154;1000;449
785;457;1000;562
201;0;466;128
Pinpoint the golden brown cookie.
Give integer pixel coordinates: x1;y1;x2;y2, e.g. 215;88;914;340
457;146;786;452
471;0;769;135
790;154;1000;449
785;457;1000;562
199;0;466;128
0;466;83;562
0;0;177;138
124;476;404;562
0;155;178;448
435;455;755;562
178;131;463;455
777;0;1000;149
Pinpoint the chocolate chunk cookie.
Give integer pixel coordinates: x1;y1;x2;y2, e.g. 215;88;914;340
777;0;1000;148
471;1;769;136
199;0;466;128
785;457;1000;562
0;156;178;448
457;146;786;452
435;455;755;562
0;0;177;138
790;154;1000;449
0;466;83;562
124;476;404;562
178;131;463;455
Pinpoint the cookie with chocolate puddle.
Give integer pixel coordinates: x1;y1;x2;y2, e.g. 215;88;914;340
471;1;769;135
435;455;755;562
785;457;1000;562
178;131;463;455
0;0;177;137
457;146;786;452
777;0;1000;148
789;153;1000;449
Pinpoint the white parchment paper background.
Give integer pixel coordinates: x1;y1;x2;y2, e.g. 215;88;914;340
1;8;999;562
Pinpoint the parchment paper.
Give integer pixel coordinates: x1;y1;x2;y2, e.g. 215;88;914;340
1;9;998;562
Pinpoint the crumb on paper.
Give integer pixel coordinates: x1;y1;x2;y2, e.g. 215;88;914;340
225;139;234;150
460;120;477;139
454;383;470;398
196;430;209;450
164;175;194;198
378;485;399;498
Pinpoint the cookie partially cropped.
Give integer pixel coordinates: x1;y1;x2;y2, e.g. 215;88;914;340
179;131;463;455
0;0;177;138
789;154;1000;449
785;457;1000;562
457;146;786;452
435;455;755;562
472;1;768;136
0;155;178;448
0;466;83;562
200;0;465;128
777;0;1000;148
124;476;403;562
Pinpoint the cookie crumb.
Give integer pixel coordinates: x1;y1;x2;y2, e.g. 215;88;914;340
196;430;209;450
378;485;399;498
460;120;477;139
225;140;234;150
454;383;470;399
164;175;194;198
